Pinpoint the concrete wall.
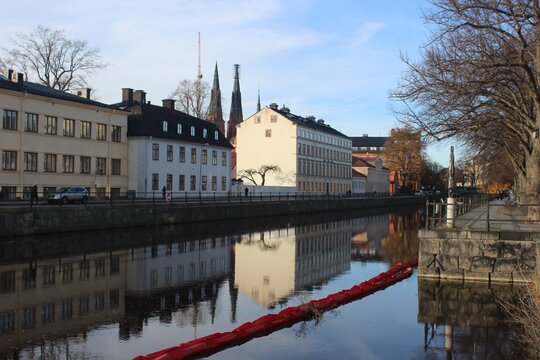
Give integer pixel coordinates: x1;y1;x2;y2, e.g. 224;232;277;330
0;196;423;238
418;229;539;283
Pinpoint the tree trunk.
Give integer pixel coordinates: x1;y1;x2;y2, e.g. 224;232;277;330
523;138;540;220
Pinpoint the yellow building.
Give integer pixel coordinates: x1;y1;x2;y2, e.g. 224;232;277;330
236;104;352;194
0;71;129;199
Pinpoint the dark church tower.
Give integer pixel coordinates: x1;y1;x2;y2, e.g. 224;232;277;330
227;64;243;140
207;63;225;134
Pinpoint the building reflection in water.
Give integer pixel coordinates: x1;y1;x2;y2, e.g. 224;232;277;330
0;209;422;358
418;279;525;359
235;220;352;308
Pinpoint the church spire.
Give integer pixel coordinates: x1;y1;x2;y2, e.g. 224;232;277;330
227;64;243;140
257;88;261;112
207;62;225;134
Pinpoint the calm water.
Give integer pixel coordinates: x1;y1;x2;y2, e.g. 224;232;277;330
0;207;527;359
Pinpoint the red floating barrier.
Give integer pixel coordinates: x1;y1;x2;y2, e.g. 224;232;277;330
135;260;417;360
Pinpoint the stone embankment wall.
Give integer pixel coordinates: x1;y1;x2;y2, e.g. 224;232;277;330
418;229;539;283
0;196;423;238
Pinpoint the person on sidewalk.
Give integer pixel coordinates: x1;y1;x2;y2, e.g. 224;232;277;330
162;186;166;199
30;184;38;206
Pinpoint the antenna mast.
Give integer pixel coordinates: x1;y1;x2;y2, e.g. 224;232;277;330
197;32;203;80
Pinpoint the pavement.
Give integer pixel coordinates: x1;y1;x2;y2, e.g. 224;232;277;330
454;199;540;232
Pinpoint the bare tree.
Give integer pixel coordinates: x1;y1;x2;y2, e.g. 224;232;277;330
170;79;210;119
391;0;540;217
238;165;281;186
383;126;424;190
4;25;106;91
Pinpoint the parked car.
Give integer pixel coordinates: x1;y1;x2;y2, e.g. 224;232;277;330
47;186;89;204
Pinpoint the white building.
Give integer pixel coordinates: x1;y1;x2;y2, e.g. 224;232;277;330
236;104;352;194
352;156;390;194
0;71;129;199
352;169;367;194
119;89;233;197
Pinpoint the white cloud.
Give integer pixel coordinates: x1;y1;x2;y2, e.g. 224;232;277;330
350;22;386;47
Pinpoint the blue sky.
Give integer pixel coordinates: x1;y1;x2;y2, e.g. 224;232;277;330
1;0;454;165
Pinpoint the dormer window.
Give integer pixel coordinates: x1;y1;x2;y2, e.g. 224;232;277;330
214;131;219;140
203;128;207;138
190;126;195;136
162;121;168;132
177;124;182;134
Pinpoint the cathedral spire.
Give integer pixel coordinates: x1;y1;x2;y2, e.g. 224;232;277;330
257;88;261;112
207;62;225;134
227;64;243;140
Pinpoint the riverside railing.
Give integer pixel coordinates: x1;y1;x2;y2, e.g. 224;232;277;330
0;190;409;207
425;195;540;231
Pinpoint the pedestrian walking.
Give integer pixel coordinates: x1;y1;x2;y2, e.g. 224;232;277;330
162;186;166;199
244;187;249;197
30;184;38;206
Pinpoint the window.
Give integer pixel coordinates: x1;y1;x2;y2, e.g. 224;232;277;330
166;174;172;190
221;176;227;191
61;299;73;320
179;175;185;191
111;126;121;142
80;156;91;174
97;123;106;140
212;176;217;191
190;126;195;136
41;303;55;323
43;265;55;286
78;296;89;316
81;121;91;139
222;151;227;166
152;143;159;160
162;121;168;132
265;129;272;137
63;119;75;136
254;116;261;124
45;116;57;134
24;152;37;171
2;151;17;171
212;150;217;165
201;176;207;191
0;271;15;294
96;157;106;175
214;130;219;140
179;147;185;162
190;175;196;191
111;159;121;175
270;115;277;123
177;123;182;134
22;307;36;329
165;267;172;286
63;155;74;173
44;154;56;172
62;263;73;283
191;148;197;164
152;173;159;190
167;145;173;161
202;149;207;164
3;110;17;130
24;113;38;132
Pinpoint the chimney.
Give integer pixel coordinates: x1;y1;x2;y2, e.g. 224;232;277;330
269;103;278;109
317;119;325;125
280;105;290;113
363;134;368;137
133;90;146;104
76;88;91;99
162;99;175;110
122;88;133;105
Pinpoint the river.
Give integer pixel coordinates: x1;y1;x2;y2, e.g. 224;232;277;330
0;206;528;359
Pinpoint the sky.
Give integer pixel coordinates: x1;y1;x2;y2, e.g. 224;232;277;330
1;0;455;165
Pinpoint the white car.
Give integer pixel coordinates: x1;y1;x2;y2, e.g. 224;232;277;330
47;186;89;204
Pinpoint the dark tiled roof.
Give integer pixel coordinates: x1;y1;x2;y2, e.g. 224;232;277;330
0;78;116;110
270;108;349;138
352;156;374;168
126;102;232;149
351;136;388;147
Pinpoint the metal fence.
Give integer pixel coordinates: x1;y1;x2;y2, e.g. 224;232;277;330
425;195;540;231
0;190;410;207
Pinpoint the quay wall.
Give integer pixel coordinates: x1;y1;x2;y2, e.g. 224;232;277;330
0;196;423;238
418;229;539;284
